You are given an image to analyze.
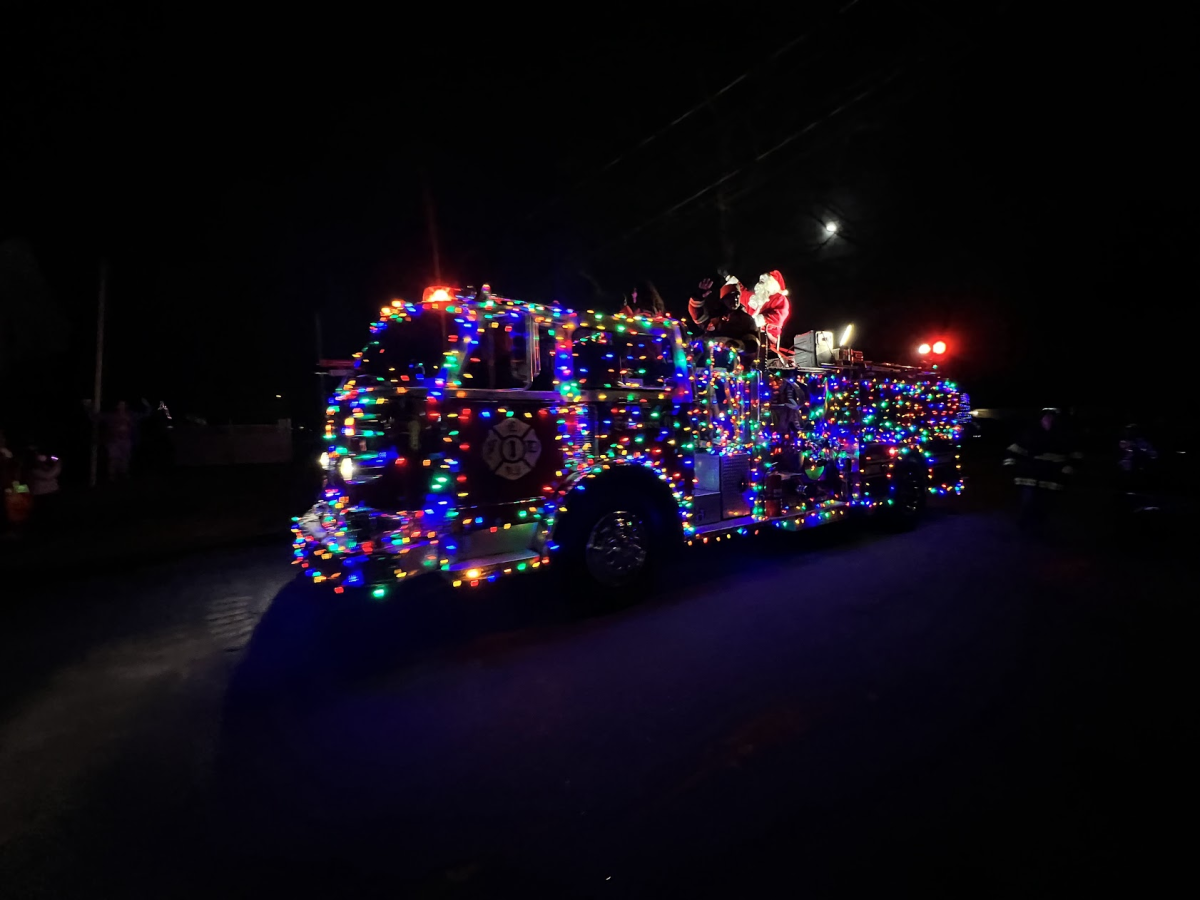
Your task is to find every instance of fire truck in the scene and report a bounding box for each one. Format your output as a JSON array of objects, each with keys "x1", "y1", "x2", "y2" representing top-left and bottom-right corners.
[{"x1": 293, "y1": 285, "x2": 964, "y2": 596}]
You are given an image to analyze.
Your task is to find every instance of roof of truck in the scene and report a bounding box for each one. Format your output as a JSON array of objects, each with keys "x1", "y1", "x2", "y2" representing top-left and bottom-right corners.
[{"x1": 407, "y1": 286, "x2": 685, "y2": 335}]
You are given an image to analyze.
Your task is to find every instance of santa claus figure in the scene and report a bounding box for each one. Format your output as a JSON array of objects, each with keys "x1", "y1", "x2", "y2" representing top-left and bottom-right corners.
[{"x1": 730, "y1": 270, "x2": 790, "y2": 347}]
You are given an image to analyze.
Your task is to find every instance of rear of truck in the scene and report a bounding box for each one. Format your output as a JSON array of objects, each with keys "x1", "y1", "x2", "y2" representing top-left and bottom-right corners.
[{"x1": 839, "y1": 369, "x2": 964, "y2": 511}]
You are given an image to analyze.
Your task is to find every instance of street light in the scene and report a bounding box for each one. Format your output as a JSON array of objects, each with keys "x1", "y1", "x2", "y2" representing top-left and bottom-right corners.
[{"x1": 824, "y1": 221, "x2": 839, "y2": 235}]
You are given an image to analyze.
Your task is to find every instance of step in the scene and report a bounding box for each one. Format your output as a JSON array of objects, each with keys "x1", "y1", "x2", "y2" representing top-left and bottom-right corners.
[{"x1": 445, "y1": 549, "x2": 541, "y2": 573}]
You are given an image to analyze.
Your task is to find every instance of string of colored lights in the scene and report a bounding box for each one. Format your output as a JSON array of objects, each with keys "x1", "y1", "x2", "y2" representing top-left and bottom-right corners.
[{"x1": 293, "y1": 287, "x2": 964, "y2": 595}]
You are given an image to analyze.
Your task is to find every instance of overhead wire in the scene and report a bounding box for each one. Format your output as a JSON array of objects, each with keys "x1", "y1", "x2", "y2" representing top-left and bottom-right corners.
[
  {"x1": 587, "y1": 0, "x2": 1008, "y2": 264},
  {"x1": 514, "y1": 1, "x2": 864, "y2": 227},
  {"x1": 586, "y1": 62, "x2": 909, "y2": 260}
]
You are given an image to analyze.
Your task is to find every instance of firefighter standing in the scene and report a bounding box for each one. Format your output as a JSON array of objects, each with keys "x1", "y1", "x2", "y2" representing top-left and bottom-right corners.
[
  {"x1": 1004, "y1": 407, "x2": 1080, "y2": 532},
  {"x1": 687, "y1": 277, "x2": 760, "y2": 354},
  {"x1": 772, "y1": 372, "x2": 806, "y2": 436}
]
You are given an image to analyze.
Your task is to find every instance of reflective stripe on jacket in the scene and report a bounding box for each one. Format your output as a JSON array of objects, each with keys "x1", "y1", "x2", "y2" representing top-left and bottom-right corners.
[{"x1": 1005, "y1": 427, "x2": 1078, "y2": 490}]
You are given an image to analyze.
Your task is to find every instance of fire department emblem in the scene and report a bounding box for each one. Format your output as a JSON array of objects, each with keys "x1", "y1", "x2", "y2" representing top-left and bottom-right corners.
[{"x1": 482, "y1": 417, "x2": 541, "y2": 480}]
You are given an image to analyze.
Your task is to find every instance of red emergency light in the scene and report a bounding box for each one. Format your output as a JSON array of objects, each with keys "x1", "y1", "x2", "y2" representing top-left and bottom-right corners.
[
  {"x1": 917, "y1": 340, "x2": 948, "y2": 356},
  {"x1": 422, "y1": 285, "x2": 455, "y2": 303}
]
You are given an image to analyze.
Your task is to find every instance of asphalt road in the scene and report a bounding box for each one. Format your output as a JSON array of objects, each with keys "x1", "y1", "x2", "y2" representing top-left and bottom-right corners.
[{"x1": 0, "y1": 483, "x2": 1191, "y2": 898}]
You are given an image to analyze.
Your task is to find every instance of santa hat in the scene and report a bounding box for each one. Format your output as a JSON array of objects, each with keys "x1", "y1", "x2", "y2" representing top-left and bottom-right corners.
[
  {"x1": 767, "y1": 270, "x2": 786, "y2": 294},
  {"x1": 719, "y1": 282, "x2": 739, "y2": 299}
]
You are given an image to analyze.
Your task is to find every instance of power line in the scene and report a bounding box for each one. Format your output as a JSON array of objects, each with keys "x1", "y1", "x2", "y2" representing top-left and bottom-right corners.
[
  {"x1": 591, "y1": 0, "x2": 1030, "y2": 268},
  {"x1": 587, "y1": 0, "x2": 1006, "y2": 265},
  {"x1": 723, "y1": 29, "x2": 984, "y2": 217},
  {"x1": 514, "y1": 2, "x2": 864, "y2": 227},
  {"x1": 586, "y1": 62, "x2": 908, "y2": 260}
]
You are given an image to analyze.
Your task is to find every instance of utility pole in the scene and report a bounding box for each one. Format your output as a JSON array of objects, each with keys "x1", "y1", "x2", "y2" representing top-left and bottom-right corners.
[
  {"x1": 423, "y1": 176, "x2": 442, "y2": 283},
  {"x1": 314, "y1": 308, "x2": 325, "y2": 420},
  {"x1": 89, "y1": 259, "x2": 107, "y2": 487}
]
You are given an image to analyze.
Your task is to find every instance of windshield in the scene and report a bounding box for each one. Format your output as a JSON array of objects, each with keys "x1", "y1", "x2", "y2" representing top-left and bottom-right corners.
[{"x1": 357, "y1": 308, "x2": 451, "y2": 384}]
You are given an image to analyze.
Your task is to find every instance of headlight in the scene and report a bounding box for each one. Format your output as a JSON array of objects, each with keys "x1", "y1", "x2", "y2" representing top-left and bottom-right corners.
[
  {"x1": 319, "y1": 451, "x2": 329, "y2": 468},
  {"x1": 339, "y1": 457, "x2": 355, "y2": 481}
]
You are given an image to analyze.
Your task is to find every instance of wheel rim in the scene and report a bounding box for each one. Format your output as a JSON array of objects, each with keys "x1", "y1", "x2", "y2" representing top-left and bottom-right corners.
[
  {"x1": 899, "y1": 475, "x2": 923, "y2": 515},
  {"x1": 585, "y1": 510, "x2": 648, "y2": 586}
]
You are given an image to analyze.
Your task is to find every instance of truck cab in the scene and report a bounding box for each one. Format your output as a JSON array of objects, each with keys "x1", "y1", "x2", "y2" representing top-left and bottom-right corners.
[{"x1": 293, "y1": 286, "x2": 963, "y2": 595}]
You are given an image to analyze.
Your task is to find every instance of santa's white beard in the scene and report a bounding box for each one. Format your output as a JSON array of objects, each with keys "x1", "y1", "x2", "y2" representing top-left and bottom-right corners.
[
  {"x1": 750, "y1": 284, "x2": 770, "y2": 311},
  {"x1": 751, "y1": 275, "x2": 781, "y2": 311}
]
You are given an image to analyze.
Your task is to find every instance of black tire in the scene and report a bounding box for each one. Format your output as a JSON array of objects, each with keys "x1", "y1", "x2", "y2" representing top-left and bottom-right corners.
[
  {"x1": 553, "y1": 489, "x2": 662, "y2": 605},
  {"x1": 882, "y1": 466, "x2": 926, "y2": 530}
]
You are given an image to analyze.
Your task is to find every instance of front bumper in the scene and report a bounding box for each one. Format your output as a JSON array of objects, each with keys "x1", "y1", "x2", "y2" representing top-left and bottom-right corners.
[
  {"x1": 292, "y1": 504, "x2": 549, "y2": 592},
  {"x1": 291, "y1": 502, "x2": 440, "y2": 591}
]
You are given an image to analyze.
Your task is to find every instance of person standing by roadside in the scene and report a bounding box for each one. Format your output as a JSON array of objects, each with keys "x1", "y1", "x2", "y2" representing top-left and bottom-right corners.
[
  {"x1": 2, "y1": 429, "x2": 31, "y2": 539},
  {"x1": 26, "y1": 445, "x2": 62, "y2": 534},
  {"x1": 2, "y1": 429, "x2": 15, "y2": 537},
  {"x1": 1004, "y1": 408, "x2": 1080, "y2": 534},
  {"x1": 137, "y1": 400, "x2": 173, "y2": 474},
  {"x1": 85, "y1": 399, "x2": 146, "y2": 481},
  {"x1": 0, "y1": 429, "x2": 14, "y2": 485}
]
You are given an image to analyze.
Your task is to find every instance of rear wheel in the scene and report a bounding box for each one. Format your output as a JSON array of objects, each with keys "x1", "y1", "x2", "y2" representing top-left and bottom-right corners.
[{"x1": 884, "y1": 467, "x2": 926, "y2": 530}]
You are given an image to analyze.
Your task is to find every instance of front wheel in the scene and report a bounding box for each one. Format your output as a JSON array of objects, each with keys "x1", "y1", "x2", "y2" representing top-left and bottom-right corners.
[
  {"x1": 584, "y1": 509, "x2": 650, "y2": 588},
  {"x1": 554, "y1": 494, "x2": 660, "y2": 602}
]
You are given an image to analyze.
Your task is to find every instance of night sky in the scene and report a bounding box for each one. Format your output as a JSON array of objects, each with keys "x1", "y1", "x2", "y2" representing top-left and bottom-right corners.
[{"x1": 2, "y1": 4, "x2": 1193, "y2": 436}]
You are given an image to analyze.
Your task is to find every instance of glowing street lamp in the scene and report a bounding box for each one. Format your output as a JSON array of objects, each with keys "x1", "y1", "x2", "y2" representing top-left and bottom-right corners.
[{"x1": 824, "y1": 221, "x2": 839, "y2": 235}]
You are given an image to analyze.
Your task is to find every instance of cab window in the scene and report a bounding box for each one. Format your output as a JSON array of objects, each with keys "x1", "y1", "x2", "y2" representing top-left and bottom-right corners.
[
  {"x1": 573, "y1": 328, "x2": 676, "y2": 388},
  {"x1": 462, "y1": 310, "x2": 533, "y2": 389},
  {"x1": 360, "y1": 307, "x2": 450, "y2": 383},
  {"x1": 622, "y1": 331, "x2": 677, "y2": 387},
  {"x1": 572, "y1": 329, "x2": 620, "y2": 388},
  {"x1": 530, "y1": 322, "x2": 556, "y2": 391}
]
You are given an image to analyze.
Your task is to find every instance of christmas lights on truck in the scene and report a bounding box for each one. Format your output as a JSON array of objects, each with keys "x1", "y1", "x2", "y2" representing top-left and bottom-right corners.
[{"x1": 292, "y1": 285, "x2": 964, "y2": 596}]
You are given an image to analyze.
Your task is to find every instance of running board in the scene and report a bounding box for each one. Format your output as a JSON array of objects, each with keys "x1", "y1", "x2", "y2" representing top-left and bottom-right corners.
[
  {"x1": 693, "y1": 516, "x2": 759, "y2": 537},
  {"x1": 690, "y1": 502, "x2": 853, "y2": 540},
  {"x1": 444, "y1": 549, "x2": 546, "y2": 586}
]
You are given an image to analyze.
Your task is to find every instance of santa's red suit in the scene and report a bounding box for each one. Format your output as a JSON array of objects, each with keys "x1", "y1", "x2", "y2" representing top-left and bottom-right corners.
[{"x1": 735, "y1": 270, "x2": 790, "y2": 346}]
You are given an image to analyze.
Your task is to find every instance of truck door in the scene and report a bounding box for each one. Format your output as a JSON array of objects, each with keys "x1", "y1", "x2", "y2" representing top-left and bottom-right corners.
[
  {"x1": 571, "y1": 322, "x2": 691, "y2": 502},
  {"x1": 439, "y1": 309, "x2": 563, "y2": 519}
]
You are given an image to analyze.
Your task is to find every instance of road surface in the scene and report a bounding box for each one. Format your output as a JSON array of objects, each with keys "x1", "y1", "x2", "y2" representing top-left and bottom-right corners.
[{"x1": 0, "y1": 487, "x2": 1191, "y2": 897}]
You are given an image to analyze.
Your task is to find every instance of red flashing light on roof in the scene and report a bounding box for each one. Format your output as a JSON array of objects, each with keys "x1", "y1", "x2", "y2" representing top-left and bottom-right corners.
[{"x1": 422, "y1": 286, "x2": 454, "y2": 303}]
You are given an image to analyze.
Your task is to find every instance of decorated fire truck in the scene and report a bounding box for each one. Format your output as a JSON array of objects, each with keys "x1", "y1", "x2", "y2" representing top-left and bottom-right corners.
[{"x1": 292, "y1": 285, "x2": 964, "y2": 596}]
